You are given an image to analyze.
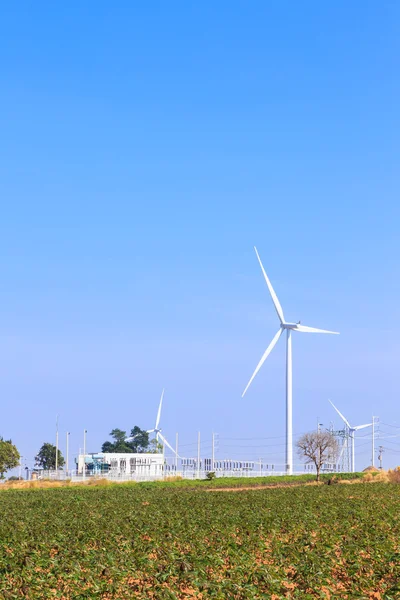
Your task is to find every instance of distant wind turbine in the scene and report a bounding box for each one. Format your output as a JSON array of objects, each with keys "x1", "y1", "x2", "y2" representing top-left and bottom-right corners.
[
  {"x1": 242, "y1": 247, "x2": 339, "y2": 475},
  {"x1": 329, "y1": 400, "x2": 371, "y2": 473},
  {"x1": 126, "y1": 389, "x2": 177, "y2": 456}
]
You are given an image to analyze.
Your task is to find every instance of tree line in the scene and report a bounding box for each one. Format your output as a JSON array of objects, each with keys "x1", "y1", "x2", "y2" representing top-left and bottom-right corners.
[{"x1": 101, "y1": 427, "x2": 160, "y2": 453}]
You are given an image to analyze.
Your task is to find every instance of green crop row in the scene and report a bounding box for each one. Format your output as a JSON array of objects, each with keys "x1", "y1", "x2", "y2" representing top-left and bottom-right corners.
[{"x1": 0, "y1": 482, "x2": 399, "y2": 599}]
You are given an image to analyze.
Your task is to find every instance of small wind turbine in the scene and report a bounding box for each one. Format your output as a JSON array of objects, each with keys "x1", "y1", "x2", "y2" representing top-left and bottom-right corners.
[
  {"x1": 329, "y1": 400, "x2": 372, "y2": 473},
  {"x1": 126, "y1": 389, "x2": 177, "y2": 456},
  {"x1": 242, "y1": 247, "x2": 339, "y2": 475}
]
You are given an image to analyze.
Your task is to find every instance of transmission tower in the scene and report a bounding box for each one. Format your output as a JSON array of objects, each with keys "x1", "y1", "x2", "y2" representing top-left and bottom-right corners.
[{"x1": 331, "y1": 427, "x2": 351, "y2": 472}]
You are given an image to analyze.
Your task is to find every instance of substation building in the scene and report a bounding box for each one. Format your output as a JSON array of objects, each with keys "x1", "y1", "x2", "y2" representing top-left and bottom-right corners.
[{"x1": 77, "y1": 452, "x2": 164, "y2": 477}]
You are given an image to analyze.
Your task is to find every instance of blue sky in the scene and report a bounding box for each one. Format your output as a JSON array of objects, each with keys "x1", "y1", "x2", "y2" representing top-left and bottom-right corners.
[{"x1": 0, "y1": 2, "x2": 399, "y2": 471}]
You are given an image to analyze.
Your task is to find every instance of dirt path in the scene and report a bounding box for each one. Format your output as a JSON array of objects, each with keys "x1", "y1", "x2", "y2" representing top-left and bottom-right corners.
[{"x1": 206, "y1": 482, "x2": 320, "y2": 492}]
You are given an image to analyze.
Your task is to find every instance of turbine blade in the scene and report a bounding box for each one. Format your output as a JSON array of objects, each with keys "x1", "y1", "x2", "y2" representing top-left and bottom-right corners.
[
  {"x1": 328, "y1": 399, "x2": 351, "y2": 429},
  {"x1": 295, "y1": 325, "x2": 339, "y2": 334},
  {"x1": 147, "y1": 429, "x2": 155, "y2": 434},
  {"x1": 159, "y1": 433, "x2": 179, "y2": 456},
  {"x1": 354, "y1": 423, "x2": 372, "y2": 431},
  {"x1": 155, "y1": 389, "x2": 164, "y2": 430},
  {"x1": 254, "y1": 247, "x2": 285, "y2": 324},
  {"x1": 242, "y1": 328, "x2": 283, "y2": 397}
]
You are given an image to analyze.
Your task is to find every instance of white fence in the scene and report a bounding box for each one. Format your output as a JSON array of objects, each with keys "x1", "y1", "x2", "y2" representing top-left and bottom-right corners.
[
  {"x1": 35, "y1": 468, "x2": 290, "y2": 482},
  {"x1": 32, "y1": 455, "x2": 335, "y2": 482}
]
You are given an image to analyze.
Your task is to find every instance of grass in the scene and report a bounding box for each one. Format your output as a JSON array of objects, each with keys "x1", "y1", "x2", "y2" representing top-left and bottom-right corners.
[
  {"x1": 134, "y1": 471, "x2": 368, "y2": 490},
  {"x1": 0, "y1": 479, "x2": 399, "y2": 598},
  {"x1": 0, "y1": 471, "x2": 372, "y2": 492}
]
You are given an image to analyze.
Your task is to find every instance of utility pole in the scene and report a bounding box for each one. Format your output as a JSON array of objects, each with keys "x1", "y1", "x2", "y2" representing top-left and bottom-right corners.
[
  {"x1": 197, "y1": 432, "x2": 201, "y2": 479},
  {"x1": 372, "y1": 417, "x2": 375, "y2": 467},
  {"x1": 378, "y1": 446, "x2": 384, "y2": 470},
  {"x1": 175, "y1": 433, "x2": 178, "y2": 471},
  {"x1": 55, "y1": 415, "x2": 59, "y2": 471},
  {"x1": 83, "y1": 429, "x2": 87, "y2": 479},
  {"x1": 212, "y1": 432, "x2": 215, "y2": 471},
  {"x1": 371, "y1": 416, "x2": 379, "y2": 467},
  {"x1": 317, "y1": 422, "x2": 323, "y2": 469},
  {"x1": 66, "y1": 432, "x2": 70, "y2": 472}
]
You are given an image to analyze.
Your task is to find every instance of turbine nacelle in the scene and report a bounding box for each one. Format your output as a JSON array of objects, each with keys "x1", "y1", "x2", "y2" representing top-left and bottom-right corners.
[{"x1": 282, "y1": 323, "x2": 299, "y2": 330}]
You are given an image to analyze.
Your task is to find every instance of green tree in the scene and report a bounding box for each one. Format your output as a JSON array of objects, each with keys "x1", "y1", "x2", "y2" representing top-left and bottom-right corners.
[
  {"x1": 0, "y1": 438, "x2": 20, "y2": 479},
  {"x1": 128, "y1": 426, "x2": 150, "y2": 453},
  {"x1": 101, "y1": 429, "x2": 133, "y2": 453},
  {"x1": 35, "y1": 443, "x2": 65, "y2": 470},
  {"x1": 101, "y1": 427, "x2": 150, "y2": 453}
]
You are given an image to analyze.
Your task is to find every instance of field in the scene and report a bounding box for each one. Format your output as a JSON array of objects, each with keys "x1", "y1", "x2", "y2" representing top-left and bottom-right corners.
[{"x1": 0, "y1": 481, "x2": 399, "y2": 599}]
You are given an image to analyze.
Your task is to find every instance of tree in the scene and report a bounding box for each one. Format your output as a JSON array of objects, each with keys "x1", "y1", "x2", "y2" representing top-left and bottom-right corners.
[
  {"x1": 296, "y1": 431, "x2": 338, "y2": 482},
  {"x1": 35, "y1": 443, "x2": 65, "y2": 470},
  {"x1": 101, "y1": 429, "x2": 133, "y2": 453},
  {"x1": 101, "y1": 441, "x2": 116, "y2": 453},
  {"x1": 128, "y1": 426, "x2": 150, "y2": 453},
  {"x1": 101, "y1": 427, "x2": 150, "y2": 454},
  {"x1": 0, "y1": 438, "x2": 20, "y2": 479},
  {"x1": 148, "y1": 437, "x2": 163, "y2": 454}
]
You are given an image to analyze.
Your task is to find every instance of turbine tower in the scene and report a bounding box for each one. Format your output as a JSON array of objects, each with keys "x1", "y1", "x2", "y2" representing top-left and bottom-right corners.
[
  {"x1": 242, "y1": 247, "x2": 339, "y2": 475},
  {"x1": 329, "y1": 400, "x2": 372, "y2": 473}
]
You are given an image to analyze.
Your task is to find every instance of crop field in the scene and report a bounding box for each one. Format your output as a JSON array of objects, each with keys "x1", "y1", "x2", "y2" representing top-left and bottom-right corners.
[{"x1": 0, "y1": 482, "x2": 399, "y2": 599}]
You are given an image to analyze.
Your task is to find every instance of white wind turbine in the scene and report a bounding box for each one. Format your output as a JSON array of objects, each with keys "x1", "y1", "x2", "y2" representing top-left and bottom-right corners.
[
  {"x1": 242, "y1": 247, "x2": 339, "y2": 475},
  {"x1": 126, "y1": 389, "x2": 178, "y2": 456},
  {"x1": 329, "y1": 400, "x2": 372, "y2": 473}
]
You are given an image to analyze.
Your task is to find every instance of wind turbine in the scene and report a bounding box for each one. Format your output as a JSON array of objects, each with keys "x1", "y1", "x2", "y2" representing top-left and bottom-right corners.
[
  {"x1": 126, "y1": 389, "x2": 177, "y2": 456},
  {"x1": 329, "y1": 400, "x2": 372, "y2": 473},
  {"x1": 242, "y1": 247, "x2": 339, "y2": 475}
]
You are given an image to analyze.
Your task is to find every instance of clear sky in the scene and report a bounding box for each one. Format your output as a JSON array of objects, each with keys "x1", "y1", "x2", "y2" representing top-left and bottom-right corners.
[{"x1": 1, "y1": 2, "x2": 399, "y2": 471}]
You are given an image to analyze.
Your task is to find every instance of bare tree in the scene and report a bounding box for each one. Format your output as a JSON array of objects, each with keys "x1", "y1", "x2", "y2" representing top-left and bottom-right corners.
[{"x1": 296, "y1": 431, "x2": 338, "y2": 482}]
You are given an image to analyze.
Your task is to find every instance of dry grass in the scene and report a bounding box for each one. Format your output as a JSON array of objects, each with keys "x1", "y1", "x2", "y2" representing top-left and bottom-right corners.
[
  {"x1": 1, "y1": 480, "x2": 70, "y2": 490},
  {"x1": 0, "y1": 478, "x2": 119, "y2": 491},
  {"x1": 163, "y1": 476, "x2": 183, "y2": 482},
  {"x1": 387, "y1": 466, "x2": 400, "y2": 483},
  {"x1": 363, "y1": 470, "x2": 389, "y2": 483},
  {"x1": 337, "y1": 471, "x2": 388, "y2": 484}
]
